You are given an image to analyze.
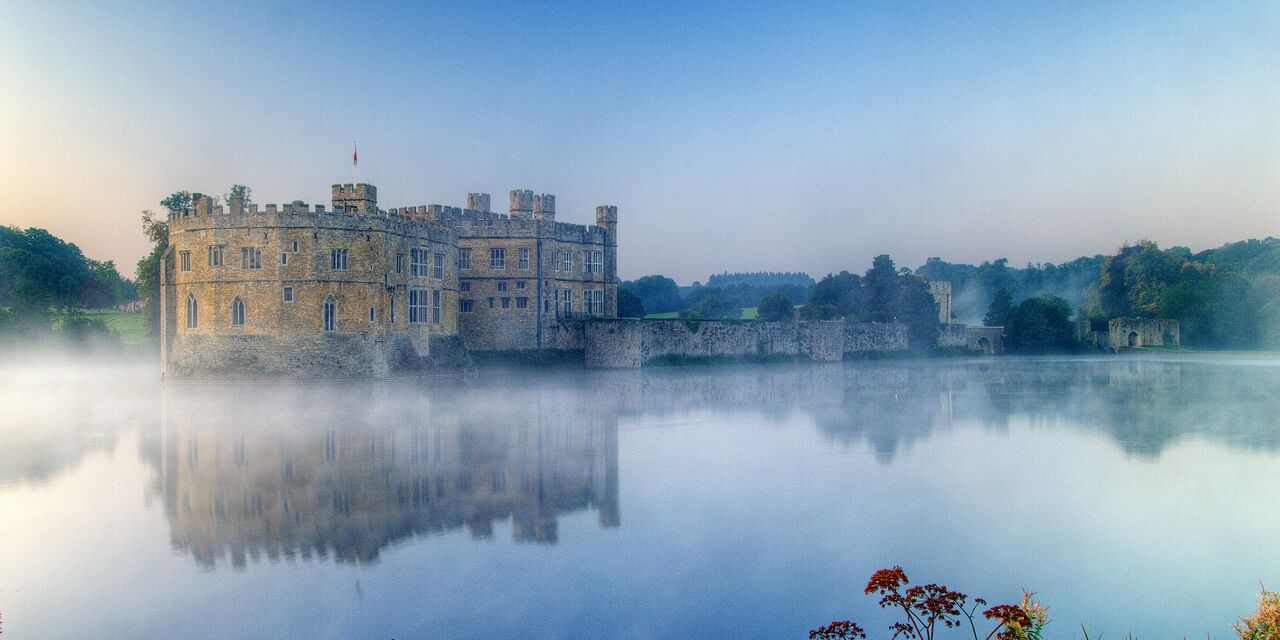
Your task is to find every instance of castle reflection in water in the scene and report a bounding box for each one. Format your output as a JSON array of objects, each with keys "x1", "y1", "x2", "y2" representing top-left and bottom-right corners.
[
  {"x1": 158, "y1": 379, "x2": 620, "y2": 568},
  {"x1": 131, "y1": 357, "x2": 1280, "y2": 569}
]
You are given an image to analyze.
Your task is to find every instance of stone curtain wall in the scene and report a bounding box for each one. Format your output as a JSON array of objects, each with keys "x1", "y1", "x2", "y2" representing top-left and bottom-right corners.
[
  {"x1": 585, "y1": 319, "x2": 907, "y2": 369},
  {"x1": 1108, "y1": 318, "x2": 1180, "y2": 348}
]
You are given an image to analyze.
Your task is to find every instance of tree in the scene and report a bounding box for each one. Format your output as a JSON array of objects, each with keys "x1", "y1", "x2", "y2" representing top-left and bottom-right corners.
[
  {"x1": 136, "y1": 206, "x2": 171, "y2": 337},
  {"x1": 616, "y1": 287, "x2": 645, "y2": 318},
  {"x1": 757, "y1": 292, "x2": 794, "y2": 321},
  {"x1": 808, "y1": 271, "x2": 863, "y2": 319},
  {"x1": 160, "y1": 191, "x2": 192, "y2": 216},
  {"x1": 682, "y1": 295, "x2": 740, "y2": 320},
  {"x1": 894, "y1": 272, "x2": 939, "y2": 350},
  {"x1": 623, "y1": 275, "x2": 683, "y2": 313},
  {"x1": 863, "y1": 255, "x2": 899, "y2": 322},
  {"x1": 1005, "y1": 295, "x2": 1077, "y2": 352},
  {"x1": 226, "y1": 184, "x2": 252, "y2": 205},
  {"x1": 984, "y1": 287, "x2": 1012, "y2": 327}
]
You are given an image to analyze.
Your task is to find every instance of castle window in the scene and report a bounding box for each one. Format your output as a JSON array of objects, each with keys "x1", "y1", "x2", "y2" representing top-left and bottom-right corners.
[
  {"x1": 241, "y1": 247, "x2": 261, "y2": 270},
  {"x1": 458, "y1": 248, "x2": 472, "y2": 270},
  {"x1": 516, "y1": 280, "x2": 526, "y2": 289},
  {"x1": 396, "y1": 253, "x2": 404, "y2": 274},
  {"x1": 410, "y1": 247, "x2": 428, "y2": 277},
  {"x1": 329, "y1": 248, "x2": 348, "y2": 271},
  {"x1": 562, "y1": 289, "x2": 573, "y2": 315},
  {"x1": 497, "y1": 281, "x2": 508, "y2": 292},
  {"x1": 280, "y1": 252, "x2": 289, "y2": 266},
  {"x1": 490, "y1": 248, "x2": 505, "y2": 269},
  {"x1": 390, "y1": 293, "x2": 396, "y2": 323},
  {"x1": 433, "y1": 252, "x2": 444, "y2": 279},
  {"x1": 460, "y1": 299, "x2": 474, "y2": 313},
  {"x1": 231, "y1": 297, "x2": 245, "y2": 326},
  {"x1": 561, "y1": 250, "x2": 573, "y2": 272},
  {"x1": 592, "y1": 290, "x2": 603, "y2": 314},
  {"x1": 185, "y1": 294, "x2": 198, "y2": 329},
  {"x1": 291, "y1": 240, "x2": 299, "y2": 253},
  {"x1": 432, "y1": 289, "x2": 441, "y2": 323},
  {"x1": 208, "y1": 245, "x2": 224, "y2": 267},
  {"x1": 283, "y1": 287, "x2": 293, "y2": 303},
  {"x1": 501, "y1": 297, "x2": 510, "y2": 309},
  {"x1": 369, "y1": 306, "x2": 376, "y2": 324},
  {"x1": 488, "y1": 297, "x2": 495, "y2": 308},
  {"x1": 518, "y1": 247, "x2": 530, "y2": 270},
  {"x1": 179, "y1": 251, "x2": 191, "y2": 272},
  {"x1": 323, "y1": 297, "x2": 336, "y2": 331},
  {"x1": 585, "y1": 250, "x2": 603, "y2": 274},
  {"x1": 516, "y1": 296, "x2": 528, "y2": 309},
  {"x1": 543, "y1": 298, "x2": 550, "y2": 313},
  {"x1": 460, "y1": 281, "x2": 471, "y2": 292},
  {"x1": 408, "y1": 288, "x2": 428, "y2": 324},
  {"x1": 585, "y1": 291, "x2": 594, "y2": 315}
]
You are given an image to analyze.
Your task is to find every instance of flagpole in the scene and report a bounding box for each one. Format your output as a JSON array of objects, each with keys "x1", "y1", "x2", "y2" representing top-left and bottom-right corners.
[{"x1": 353, "y1": 141, "x2": 358, "y2": 185}]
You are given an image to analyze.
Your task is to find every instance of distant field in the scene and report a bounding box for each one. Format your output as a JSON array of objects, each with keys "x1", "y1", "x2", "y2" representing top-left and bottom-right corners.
[
  {"x1": 645, "y1": 307, "x2": 759, "y2": 320},
  {"x1": 85, "y1": 311, "x2": 149, "y2": 343}
]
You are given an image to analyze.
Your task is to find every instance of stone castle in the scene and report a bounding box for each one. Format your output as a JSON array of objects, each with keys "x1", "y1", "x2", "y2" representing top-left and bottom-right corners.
[{"x1": 160, "y1": 183, "x2": 618, "y2": 379}]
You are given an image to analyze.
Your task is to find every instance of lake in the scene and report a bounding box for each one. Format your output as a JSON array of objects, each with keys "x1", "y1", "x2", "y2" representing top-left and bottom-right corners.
[{"x1": 1, "y1": 354, "x2": 1277, "y2": 638}]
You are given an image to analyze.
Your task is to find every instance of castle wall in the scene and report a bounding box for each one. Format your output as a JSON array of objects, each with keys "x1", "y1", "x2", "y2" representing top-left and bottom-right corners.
[
  {"x1": 1108, "y1": 318, "x2": 1180, "y2": 349},
  {"x1": 584, "y1": 319, "x2": 907, "y2": 368},
  {"x1": 964, "y1": 326, "x2": 1004, "y2": 354}
]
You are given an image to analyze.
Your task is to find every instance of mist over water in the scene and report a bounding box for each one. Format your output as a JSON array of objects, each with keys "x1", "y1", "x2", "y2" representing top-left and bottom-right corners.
[{"x1": 1, "y1": 354, "x2": 1278, "y2": 638}]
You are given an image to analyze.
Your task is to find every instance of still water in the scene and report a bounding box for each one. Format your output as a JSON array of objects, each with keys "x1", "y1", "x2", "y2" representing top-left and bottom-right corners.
[{"x1": 1, "y1": 355, "x2": 1278, "y2": 639}]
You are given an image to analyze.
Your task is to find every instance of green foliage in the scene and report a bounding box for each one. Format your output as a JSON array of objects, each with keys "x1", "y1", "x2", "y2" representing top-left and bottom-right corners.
[
  {"x1": 862, "y1": 254, "x2": 899, "y2": 322},
  {"x1": 160, "y1": 190, "x2": 192, "y2": 216},
  {"x1": 757, "y1": 292, "x2": 794, "y2": 321},
  {"x1": 226, "y1": 184, "x2": 252, "y2": 204},
  {"x1": 616, "y1": 287, "x2": 645, "y2": 318},
  {"x1": 680, "y1": 294, "x2": 741, "y2": 320},
  {"x1": 622, "y1": 275, "x2": 683, "y2": 313},
  {"x1": 985, "y1": 287, "x2": 1012, "y2": 327},
  {"x1": 135, "y1": 207, "x2": 171, "y2": 337},
  {"x1": 894, "y1": 271, "x2": 940, "y2": 349},
  {"x1": 808, "y1": 271, "x2": 863, "y2": 319},
  {"x1": 800, "y1": 302, "x2": 839, "y2": 321},
  {"x1": 1005, "y1": 294, "x2": 1077, "y2": 352}
]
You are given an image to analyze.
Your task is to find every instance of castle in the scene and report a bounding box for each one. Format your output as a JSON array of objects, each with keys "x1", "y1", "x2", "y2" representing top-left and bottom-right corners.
[{"x1": 160, "y1": 183, "x2": 618, "y2": 379}]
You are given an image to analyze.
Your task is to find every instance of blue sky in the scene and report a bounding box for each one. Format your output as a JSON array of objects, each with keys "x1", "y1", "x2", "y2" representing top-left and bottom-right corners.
[{"x1": 1, "y1": 0, "x2": 1276, "y2": 282}]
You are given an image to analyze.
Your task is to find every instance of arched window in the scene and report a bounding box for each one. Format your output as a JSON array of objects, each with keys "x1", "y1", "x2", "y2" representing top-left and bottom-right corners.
[
  {"x1": 185, "y1": 294, "x2": 198, "y2": 329},
  {"x1": 323, "y1": 297, "x2": 336, "y2": 332},
  {"x1": 231, "y1": 297, "x2": 245, "y2": 326}
]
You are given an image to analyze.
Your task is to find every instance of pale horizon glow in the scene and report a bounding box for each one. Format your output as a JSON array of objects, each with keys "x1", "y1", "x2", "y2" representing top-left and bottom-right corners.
[{"x1": 1, "y1": 1, "x2": 1276, "y2": 283}]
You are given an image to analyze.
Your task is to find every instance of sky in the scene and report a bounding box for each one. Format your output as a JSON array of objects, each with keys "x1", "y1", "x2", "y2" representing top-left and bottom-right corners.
[{"x1": 1, "y1": 0, "x2": 1276, "y2": 284}]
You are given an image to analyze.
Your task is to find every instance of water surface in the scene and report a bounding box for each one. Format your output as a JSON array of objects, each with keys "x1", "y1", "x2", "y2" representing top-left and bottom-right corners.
[{"x1": 1, "y1": 354, "x2": 1277, "y2": 638}]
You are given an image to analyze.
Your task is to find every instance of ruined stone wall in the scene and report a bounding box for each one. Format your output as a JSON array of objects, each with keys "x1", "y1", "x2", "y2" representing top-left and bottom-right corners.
[
  {"x1": 937, "y1": 323, "x2": 968, "y2": 348},
  {"x1": 584, "y1": 319, "x2": 907, "y2": 368},
  {"x1": 964, "y1": 326, "x2": 1004, "y2": 354},
  {"x1": 1108, "y1": 318, "x2": 1180, "y2": 348}
]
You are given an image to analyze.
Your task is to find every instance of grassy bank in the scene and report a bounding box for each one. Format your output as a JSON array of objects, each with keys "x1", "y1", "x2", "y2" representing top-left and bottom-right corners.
[
  {"x1": 83, "y1": 311, "x2": 149, "y2": 344},
  {"x1": 645, "y1": 306, "x2": 759, "y2": 320}
]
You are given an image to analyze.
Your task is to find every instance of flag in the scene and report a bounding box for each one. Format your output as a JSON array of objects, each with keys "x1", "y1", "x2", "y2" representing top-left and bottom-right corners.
[{"x1": 353, "y1": 142, "x2": 358, "y2": 167}]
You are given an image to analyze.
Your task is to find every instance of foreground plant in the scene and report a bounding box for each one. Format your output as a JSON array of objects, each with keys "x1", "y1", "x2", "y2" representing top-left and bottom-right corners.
[
  {"x1": 810, "y1": 566, "x2": 1048, "y2": 640},
  {"x1": 1236, "y1": 587, "x2": 1280, "y2": 640}
]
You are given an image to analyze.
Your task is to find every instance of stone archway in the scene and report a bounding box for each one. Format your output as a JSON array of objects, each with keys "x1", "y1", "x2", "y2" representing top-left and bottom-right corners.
[
  {"x1": 977, "y1": 336, "x2": 992, "y2": 354},
  {"x1": 1128, "y1": 331, "x2": 1139, "y2": 347}
]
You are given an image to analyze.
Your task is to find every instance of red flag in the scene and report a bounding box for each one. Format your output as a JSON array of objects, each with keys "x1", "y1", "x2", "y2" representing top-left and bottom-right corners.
[{"x1": 353, "y1": 143, "x2": 358, "y2": 167}]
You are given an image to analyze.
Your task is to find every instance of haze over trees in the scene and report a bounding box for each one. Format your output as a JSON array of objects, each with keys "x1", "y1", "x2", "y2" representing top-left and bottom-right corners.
[{"x1": 0, "y1": 225, "x2": 136, "y2": 340}]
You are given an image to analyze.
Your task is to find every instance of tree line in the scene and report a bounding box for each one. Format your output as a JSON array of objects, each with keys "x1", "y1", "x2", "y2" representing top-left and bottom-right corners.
[
  {"x1": 620, "y1": 236, "x2": 1280, "y2": 352},
  {"x1": 0, "y1": 225, "x2": 137, "y2": 339}
]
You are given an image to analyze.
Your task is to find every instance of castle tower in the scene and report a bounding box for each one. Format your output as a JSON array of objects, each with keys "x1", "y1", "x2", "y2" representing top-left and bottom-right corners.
[
  {"x1": 331, "y1": 183, "x2": 377, "y2": 214},
  {"x1": 467, "y1": 192, "x2": 491, "y2": 213},
  {"x1": 509, "y1": 189, "x2": 534, "y2": 219},
  {"x1": 928, "y1": 281, "x2": 953, "y2": 325},
  {"x1": 533, "y1": 194, "x2": 555, "y2": 221}
]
